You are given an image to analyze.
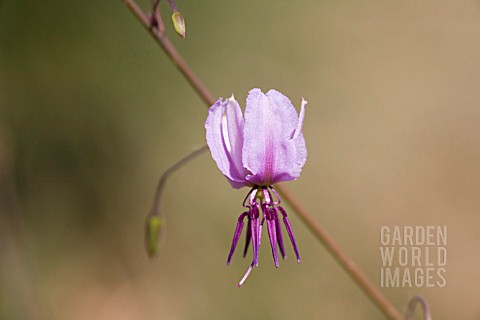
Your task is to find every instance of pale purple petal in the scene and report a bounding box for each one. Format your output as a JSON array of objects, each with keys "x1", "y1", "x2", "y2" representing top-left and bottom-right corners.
[
  {"x1": 290, "y1": 98, "x2": 307, "y2": 179},
  {"x1": 225, "y1": 96, "x2": 248, "y2": 181},
  {"x1": 242, "y1": 89, "x2": 307, "y2": 185},
  {"x1": 205, "y1": 98, "x2": 248, "y2": 188},
  {"x1": 293, "y1": 98, "x2": 306, "y2": 140}
]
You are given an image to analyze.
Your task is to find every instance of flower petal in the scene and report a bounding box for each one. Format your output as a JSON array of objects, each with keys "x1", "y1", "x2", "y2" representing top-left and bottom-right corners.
[
  {"x1": 242, "y1": 89, "x2": 307, "y2": 185},
  {"x1": 225, "y1": 95, "x2": 248, "y2": 181},
  {"x1": 205, "y1": 98, "x2": 248, "y2": 188},
  {"x1": 289, "y1": 98, "x2": 307, "y2": 180}
]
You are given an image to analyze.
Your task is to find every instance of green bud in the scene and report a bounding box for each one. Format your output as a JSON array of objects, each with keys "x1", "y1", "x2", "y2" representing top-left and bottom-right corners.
[
  {"x1": 171, "y1": 10, "x2": 186, "y2": 38},
  {"x1": 145, "y1": 216, "x2": 162, "y2": 258}
]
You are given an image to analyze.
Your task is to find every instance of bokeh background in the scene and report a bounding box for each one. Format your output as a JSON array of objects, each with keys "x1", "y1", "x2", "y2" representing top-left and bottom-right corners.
[{"x1": 1, "y1": 0, "x2": 479, "y2": 319}]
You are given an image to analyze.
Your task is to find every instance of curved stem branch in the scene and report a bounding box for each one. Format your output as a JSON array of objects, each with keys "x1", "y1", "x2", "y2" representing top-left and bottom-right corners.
[
  {"x1": 146, "y1": 145, "x2": 208, "y2": 257},
  {"x1": 149, "y1": 145, "x2": 208, "y2": 217},
  {"x1": 405, "y1": 295, "x2": 432, "y2": 320},
  {"x1": 122, "y1": 1, "x2": 404, "y2": 319}
]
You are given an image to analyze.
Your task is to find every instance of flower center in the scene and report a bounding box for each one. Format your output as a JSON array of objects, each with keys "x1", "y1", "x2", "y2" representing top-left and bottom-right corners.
[{"x1": 226, "y1": 185, "x2": 301, "y2": 286}]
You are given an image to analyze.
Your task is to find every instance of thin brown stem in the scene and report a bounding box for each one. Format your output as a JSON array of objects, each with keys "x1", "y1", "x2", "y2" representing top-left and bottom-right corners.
[
  {"x1": 122, "y1": 0, "x2": 215, "y2": 106},
  {"x1": 150, "y1": 0, "x2": 164, "y2": 35},
  {"x1": 167, "y1": 0, "x2": 178, "y2": 12},
  {"x1": 122, "y1": 1, "x2": 404, "y2": 319},
  {"x1": 275, "y1": 185, "x2": 404, "y2": 320}
]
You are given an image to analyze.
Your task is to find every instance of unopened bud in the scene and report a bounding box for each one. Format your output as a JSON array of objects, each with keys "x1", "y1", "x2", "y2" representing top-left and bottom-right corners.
[
  {"x1": 145, "y1": 216, "x2": 162, "y2": 258},
  {"x1": 171, "y1": 10, "x2": 186, "y2": 38}
]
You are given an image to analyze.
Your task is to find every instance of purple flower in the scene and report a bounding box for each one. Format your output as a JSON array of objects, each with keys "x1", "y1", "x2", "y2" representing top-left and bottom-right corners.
[{"x1": 205, "y1": 88, "x2": 307, "y2": 286}]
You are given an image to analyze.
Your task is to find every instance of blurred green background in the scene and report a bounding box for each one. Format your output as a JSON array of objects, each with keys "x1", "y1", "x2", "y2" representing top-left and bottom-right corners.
[{"x1": 1, "y1": 0, "x2": 480, "y2": 319}]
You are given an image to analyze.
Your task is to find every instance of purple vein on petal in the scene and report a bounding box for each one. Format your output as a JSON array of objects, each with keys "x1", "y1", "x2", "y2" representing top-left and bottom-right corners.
[{"x1": 263, "y1": 93, "x2": 275, "y2": 185}]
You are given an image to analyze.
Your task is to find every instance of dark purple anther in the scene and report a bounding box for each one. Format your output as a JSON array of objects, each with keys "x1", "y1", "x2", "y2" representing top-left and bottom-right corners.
[
  {"x1": 250, "y1": 215, "x2": 258, "y2": 267},
  {"x1": 278, "y1": 206, "x2": 301, "y2": 263},
  {"x1": 227, "y1": 212, "x2": 248, "y2": 265},
  {"x1": 274, "y1": 209, "x2": 286, "y2": 259},
  {"x1": 266, "y1": 211, "x2": 279, "y2": 268},
  {"x1": 243, "y1": 216, "x2": 251, "y2": 257}
]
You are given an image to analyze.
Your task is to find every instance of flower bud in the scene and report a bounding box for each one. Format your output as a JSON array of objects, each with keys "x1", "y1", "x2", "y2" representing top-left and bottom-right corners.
[
  {"x1": 171, "y1": 10, "x2": 186, "y2": 38},
  {"x1": 145, "y1": 216, "x2": 162, "y2": 257}
]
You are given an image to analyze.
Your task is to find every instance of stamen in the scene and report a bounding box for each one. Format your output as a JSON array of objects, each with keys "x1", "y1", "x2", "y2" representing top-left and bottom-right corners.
[
  {"x1": 237, "y1": 263, "x2": 254, "y2": 287},
  {"x1": 242, "y1": 187, "x2": 257, "y2": 208},
  {"x1": 278, "y1": 206, "x2": 301, "y2": 263},
  {"x1": 257, "y1": 216, "x2": 265, "y2": 267},
  {"x1": 238, "y1": 205, "x2": 260, "y2": 286},
  {"x1": 268, "y1": 186, "x2": 281, "y2": 205},
  {"x1": 273, "y1": 208, "x2": 286, "y2": 259},
  {"x1": 249, "y1": 188, "x2": 258, "y2": 206},
  {"x1": 227, "y1": 212, "x2": 248, "y2": 265},
  {"x1": 262, "y1": 187, "x2": 273, "y2": 205},
  {"x1": 266, "y1": 210, "x2": 279, "y2": 268},
  {"x1": 242, "y1": 216, "x2": 251, "y2": 257},
  {"x1": 232, "y1": 187, "x2": 300, "y2": 286},
  {"x1": 250, "y1": 205, "x2": 260, "y2": 266}
]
